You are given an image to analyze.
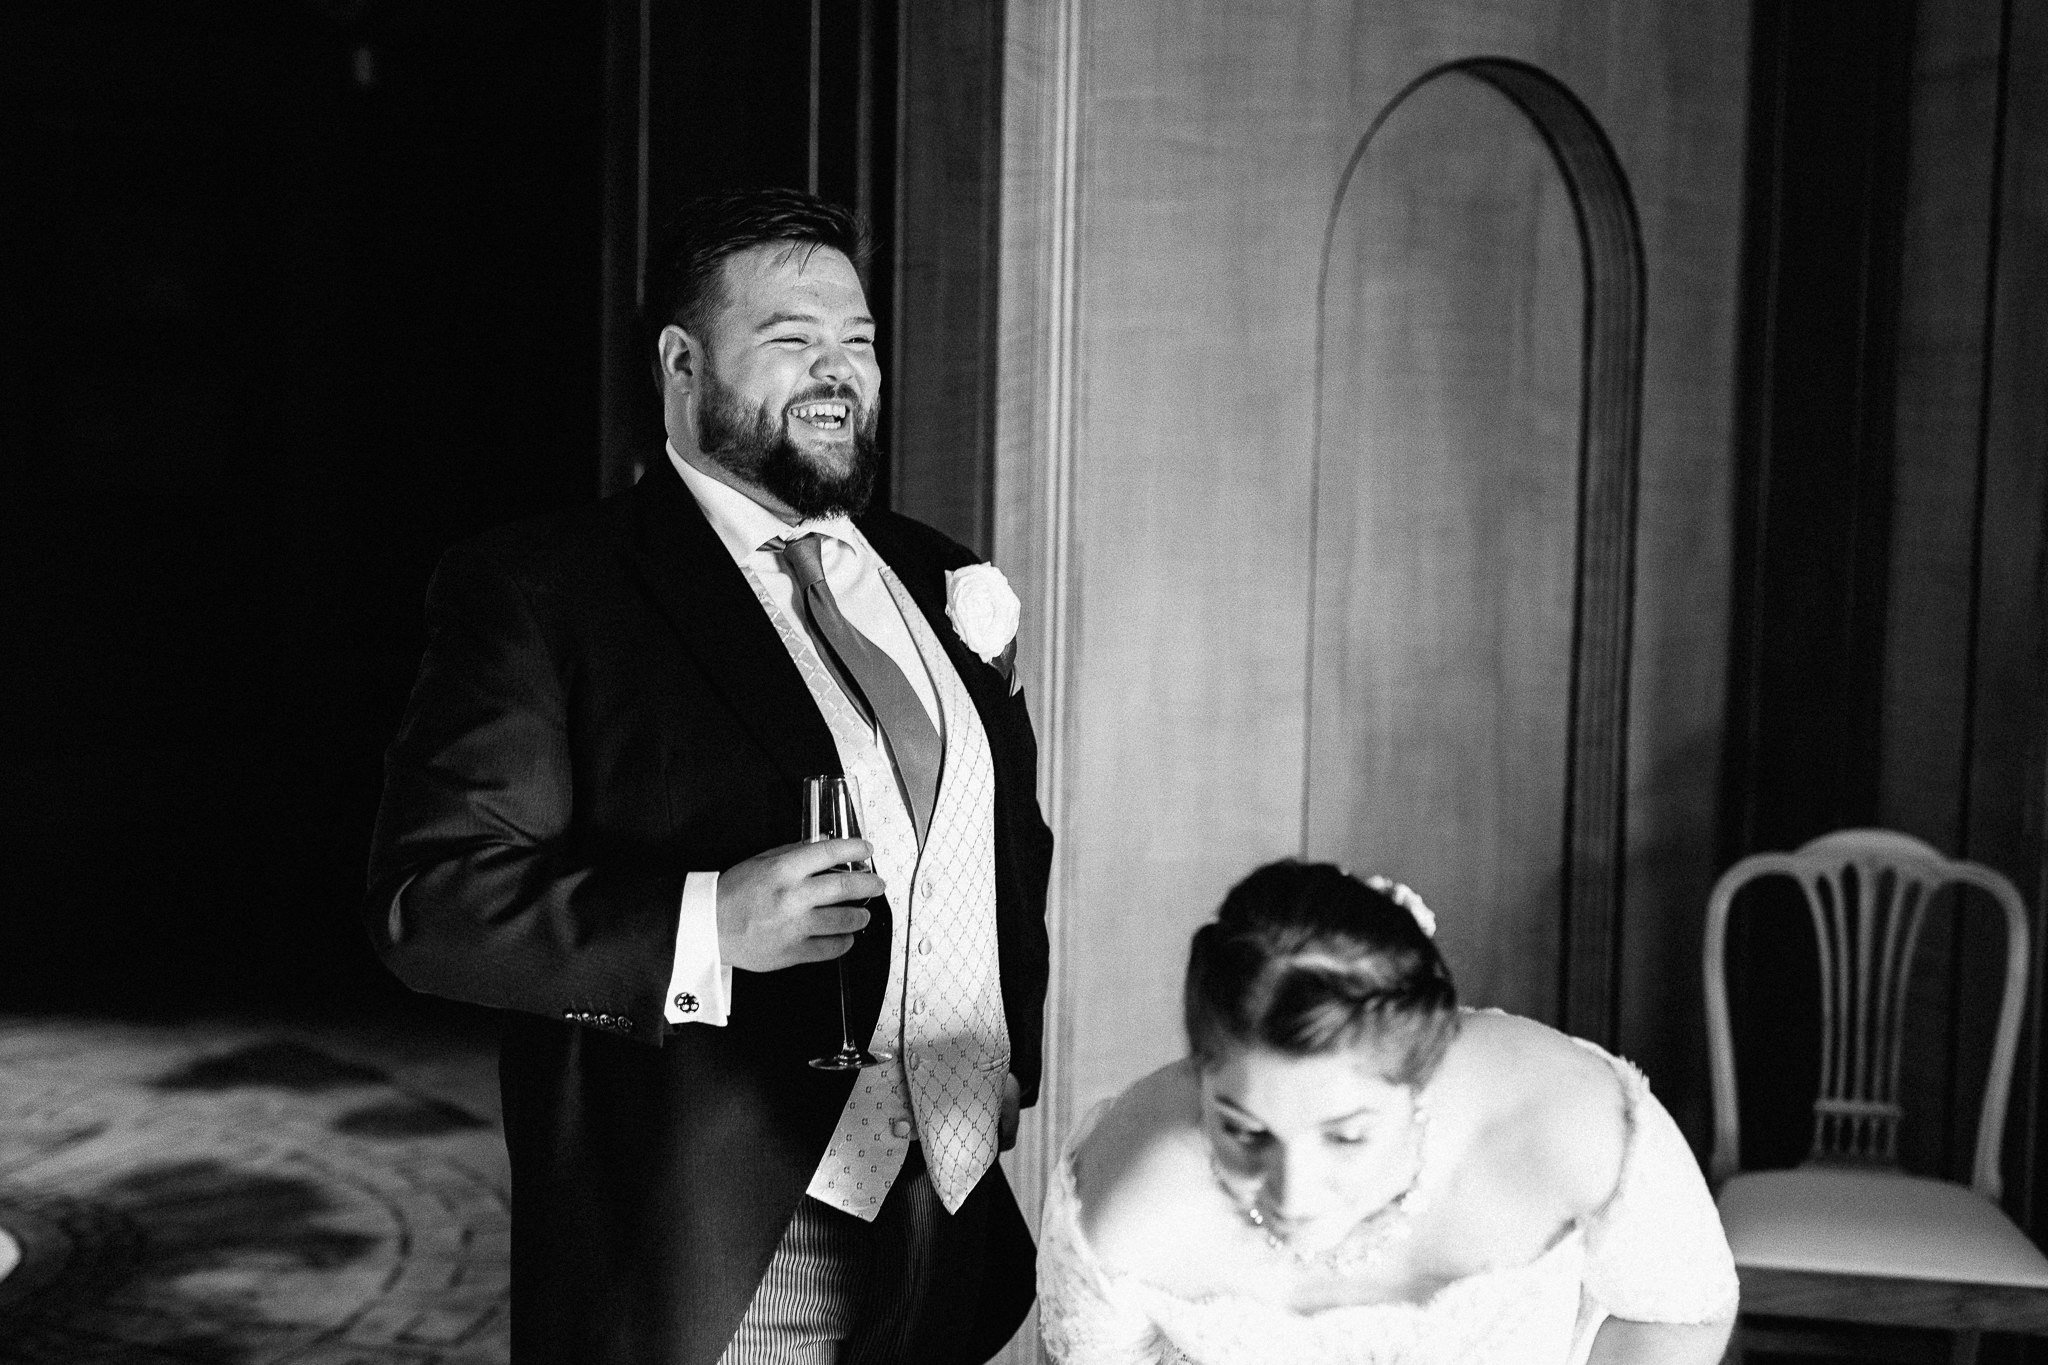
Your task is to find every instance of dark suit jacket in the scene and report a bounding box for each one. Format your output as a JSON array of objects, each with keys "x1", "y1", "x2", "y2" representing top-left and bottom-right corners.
[{"x1": 365, "y1": 454, "x2": 1054, "y2": 1364}]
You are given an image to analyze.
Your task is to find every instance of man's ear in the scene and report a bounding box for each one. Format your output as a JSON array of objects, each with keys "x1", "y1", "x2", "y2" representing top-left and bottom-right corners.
[{"x1": 656, "y1": 324, "x2": 698, "y2": 389}]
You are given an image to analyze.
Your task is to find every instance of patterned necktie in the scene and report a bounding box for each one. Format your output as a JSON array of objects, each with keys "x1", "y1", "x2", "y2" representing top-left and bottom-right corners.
[{"x1": 775, "y1": 533, "x2": 941, "y2": 846}]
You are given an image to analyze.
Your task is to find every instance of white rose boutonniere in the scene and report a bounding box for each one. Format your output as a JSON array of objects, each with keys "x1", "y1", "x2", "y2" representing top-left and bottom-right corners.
[{"x1": 945, "y1": 563, "x2": 1021, "y2": 687}]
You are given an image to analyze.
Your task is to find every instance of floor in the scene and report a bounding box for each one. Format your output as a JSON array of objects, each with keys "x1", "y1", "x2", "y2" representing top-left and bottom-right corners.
[{"x1": 0, "y1": 1011, "x2": 509, "y2": 1364}]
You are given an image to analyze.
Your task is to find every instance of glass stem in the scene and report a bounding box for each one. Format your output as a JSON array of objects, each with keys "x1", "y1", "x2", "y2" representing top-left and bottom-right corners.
[{"x1": 837, "y1": 958, "x2": 855, "y2": 1048}]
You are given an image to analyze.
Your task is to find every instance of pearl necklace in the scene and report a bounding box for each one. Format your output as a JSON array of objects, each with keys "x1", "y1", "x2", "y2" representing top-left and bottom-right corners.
[{"x1": 1211, "y1": 1101, "x2": 1430, "y2": 1272}]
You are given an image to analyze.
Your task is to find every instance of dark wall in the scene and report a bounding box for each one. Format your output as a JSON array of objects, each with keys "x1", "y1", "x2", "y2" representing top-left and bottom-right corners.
[
  {"x1": 2, "y1": 2, "x2": 604, "y2": 1014},
  {"x1": 1721, "y1": 0, "x2": 1915, "y2": 864},
  {"x1": 595, "y1": 0, "x2": 1004, "y2": 560},
  {"x1": 1720, "y1": 0, "x2": 1918, "y2": 1172},
  {"x1": 1878, "y1": 0, "x2": 2048, "y2": 1239},
  {"x1": 597, "y1": 0, "x2": 902, "y2": 499},
  {"x1": 2, "y1": 0, "x2": 988, "y2": 1020},
  {"x1": 889, "y1": 0, "x2": 1004, "y2": 556},
  {"x1": 1723, "y1": 0, "x2": 2048, "y2": 1328}
]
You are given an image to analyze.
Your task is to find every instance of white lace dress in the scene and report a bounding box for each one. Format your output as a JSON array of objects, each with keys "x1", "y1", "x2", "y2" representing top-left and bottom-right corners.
[{"x1": 1038, "y1": 1040, "x2": 1738, "y2": 1365}]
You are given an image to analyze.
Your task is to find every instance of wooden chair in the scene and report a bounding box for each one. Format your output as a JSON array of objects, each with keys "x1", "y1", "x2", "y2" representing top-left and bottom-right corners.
[{"x1": 1704, "y1": 829, "x2": 2048, "y2": 1363}]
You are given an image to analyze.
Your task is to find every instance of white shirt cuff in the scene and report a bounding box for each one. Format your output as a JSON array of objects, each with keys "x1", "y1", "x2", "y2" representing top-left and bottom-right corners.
[{"x1": 665, "y1": 870, "x2": 733, "y2": 1026}]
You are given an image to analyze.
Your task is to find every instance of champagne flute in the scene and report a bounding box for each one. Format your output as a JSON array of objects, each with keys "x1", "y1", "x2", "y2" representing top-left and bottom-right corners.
[{"x1": 804, "y1": 775, "x2": 891, "y2": 1071}]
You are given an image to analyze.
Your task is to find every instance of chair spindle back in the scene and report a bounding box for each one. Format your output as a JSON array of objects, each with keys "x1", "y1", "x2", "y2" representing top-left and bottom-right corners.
[
  {"x1": 1703, "y1": 830, "x2": 2030, "y2": 1199},
  {"x1": 1808, "y1": 861, "x2": 1927, "y2": 1167}
]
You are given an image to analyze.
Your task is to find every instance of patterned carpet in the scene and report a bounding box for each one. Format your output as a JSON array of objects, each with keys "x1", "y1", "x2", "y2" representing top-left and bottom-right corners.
[{"x1": 0, "y1": 1016, "x2": 509, "y2": 1364}]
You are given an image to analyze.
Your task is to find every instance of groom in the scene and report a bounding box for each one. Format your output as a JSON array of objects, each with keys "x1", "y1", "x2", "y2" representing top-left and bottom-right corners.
[{"x1": 366, "y1": 188, "x2": 1053, "y2": 1363}]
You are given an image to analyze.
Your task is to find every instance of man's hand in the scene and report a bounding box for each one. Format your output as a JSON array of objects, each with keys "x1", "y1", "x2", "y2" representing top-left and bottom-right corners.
[
  {"x1": 716, "y1": 839, "x2": 884, "y2": 973},
  {"x1": 998, "y1": 1073, "x2": 1022, "y2": 1151}
]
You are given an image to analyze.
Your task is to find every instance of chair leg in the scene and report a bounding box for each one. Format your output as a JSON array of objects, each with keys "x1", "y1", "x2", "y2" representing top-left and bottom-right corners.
[{"x1": 1948, "y1": 1329, "x2": 1979, "y2": 1365}]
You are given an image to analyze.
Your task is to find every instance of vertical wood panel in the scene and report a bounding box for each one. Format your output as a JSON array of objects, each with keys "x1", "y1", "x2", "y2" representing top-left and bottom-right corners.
[
  {"x1": 1873, "y1": 0, "x2": 2048, "y2": 1247},
  {"x1": 597, "y1": 1, "x2": 897, "y2": 496},
  {"x1": 996, "y1": 0, "x2": 1753, "y2": 1203},
  {"x1": 995, "y1": 22, "x2": 1749, "y2": 1357},
  {"x1": 1307, "y1": 79, "x2": 1582, "y2": 1025},
  {"x1": 1968, "y1": 0, "x2": 2048, "y2": 1238},
  {"x1": 599, "y1": 0, "x2": 649, "y2": 497},
  {"x1": 1864, "y1": 4, "x2": 2048, "y2": 1345},
  {"x1": 990, "y1": 3, "x2": 1086, "y2": 1357},
  {"x1": 1309, "y1": 58, "x2": 1650, "y2": 1048},
  {"x1": 1882, "y1": 1, "x2": 2001, "y2": 855},
  {"x1": 990, "y1": 0, "x2": 1085, "y2": 1216},
  {"x1": 1883, "y1": 0, "x2": 2009, "y2": 1191},
  {"x1": 1055, "y1": 0, "x2": 1341, "y2": 1126},
  {"x1": 892, "y1": 0, "x2": 1005, "y2": 554},
  {"x1": 1720, "y1": 0, "x2": 1918, "y2": 1172},
  {"x1": 1721, "y1": 0, "x2": 1913, "y2": 861}
]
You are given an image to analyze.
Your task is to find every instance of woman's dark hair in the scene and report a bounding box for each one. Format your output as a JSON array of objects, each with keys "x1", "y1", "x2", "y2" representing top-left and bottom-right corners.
[
  {"x1": 1184, "y1": 860, "x2": 1459, "y2": 1085},
  {"x1": 643, "y1": 188, "x2": 873, "y2": 386}
]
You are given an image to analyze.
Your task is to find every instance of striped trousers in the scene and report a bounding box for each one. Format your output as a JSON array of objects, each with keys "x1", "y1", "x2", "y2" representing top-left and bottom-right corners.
[{"x1": 718, "y1": 1144, "x2": 1034, "y2": 1365}]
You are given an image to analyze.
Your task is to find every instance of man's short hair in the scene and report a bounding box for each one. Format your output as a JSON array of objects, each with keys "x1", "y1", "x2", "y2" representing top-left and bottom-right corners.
[{"x1": 644, "y1": 188, "x2": 872, "y2": 386}]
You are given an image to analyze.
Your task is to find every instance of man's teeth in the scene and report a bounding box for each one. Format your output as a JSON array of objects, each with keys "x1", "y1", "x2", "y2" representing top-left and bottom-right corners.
[{"x1": 791, "y1": 402, "x2": 849, "y2": 428}]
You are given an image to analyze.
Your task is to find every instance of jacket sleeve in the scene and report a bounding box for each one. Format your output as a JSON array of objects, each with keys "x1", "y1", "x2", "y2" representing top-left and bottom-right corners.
[
  {"x1": 364, "y1": 541, "x2": 682, "y2": 1044},
  {"x1": 1001, "y1": 679, "x2": 1056, "y2": 1110}
]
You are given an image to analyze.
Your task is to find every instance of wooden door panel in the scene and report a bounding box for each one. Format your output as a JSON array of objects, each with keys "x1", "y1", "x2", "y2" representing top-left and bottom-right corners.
[
  {"x1": 1306, "y1": 74, "x2": 1582, "y2": 1022},
  {"x1": 998, "y1": 5, "x2": 1752, "y2": 1280}
]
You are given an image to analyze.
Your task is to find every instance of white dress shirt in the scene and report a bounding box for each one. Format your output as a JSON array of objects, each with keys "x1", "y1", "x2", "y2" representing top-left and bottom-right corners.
[{"x1": 662, "y1": 444, "x2": 942, "y2": 1026}]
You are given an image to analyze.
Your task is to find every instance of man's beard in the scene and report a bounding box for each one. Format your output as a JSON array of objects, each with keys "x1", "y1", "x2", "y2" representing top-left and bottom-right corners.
[{"x1": 697, "y1": 367, "x2": 880, "y2": 520}]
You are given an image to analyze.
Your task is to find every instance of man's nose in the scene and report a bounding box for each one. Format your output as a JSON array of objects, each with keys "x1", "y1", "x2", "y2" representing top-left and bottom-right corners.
[{"x1": 810, "y1": 344, "x2": 855, "y2": 385}]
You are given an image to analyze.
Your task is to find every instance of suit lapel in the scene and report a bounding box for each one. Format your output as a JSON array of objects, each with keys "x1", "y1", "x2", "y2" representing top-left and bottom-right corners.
[
  {"x1": 623, "y1": 456, "x2": 840, "y2": 785},
  {"x1": 856, "y1": 517, "x2": 1010, "y2": 723}
]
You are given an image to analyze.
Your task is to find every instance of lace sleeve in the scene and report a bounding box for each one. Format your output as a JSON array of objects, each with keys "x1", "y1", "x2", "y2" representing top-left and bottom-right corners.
[
  {"x1": 1037, "y1": 1108, "x2": 1170, "y2": 1364},
  {"x1": 1576, "y1": 1044, "x2": 1740, "y2": 1324}
]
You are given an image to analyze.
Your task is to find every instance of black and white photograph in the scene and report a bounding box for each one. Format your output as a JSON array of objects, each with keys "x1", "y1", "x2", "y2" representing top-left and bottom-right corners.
[{"x1": 3, "y1": 1, "x2": 2045, "y2": 1362}]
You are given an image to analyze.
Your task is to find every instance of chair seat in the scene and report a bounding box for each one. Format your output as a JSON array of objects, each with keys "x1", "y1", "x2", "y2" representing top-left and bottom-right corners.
[{"x1": 1719, "y1": 1167, "x2": 2048, "y2": 1288}]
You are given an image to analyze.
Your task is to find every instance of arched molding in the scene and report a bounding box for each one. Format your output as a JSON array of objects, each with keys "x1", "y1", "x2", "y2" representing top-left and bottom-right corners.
[{"x1": 1307, "y1": 58, "x2": 1647, "y2": 1046}]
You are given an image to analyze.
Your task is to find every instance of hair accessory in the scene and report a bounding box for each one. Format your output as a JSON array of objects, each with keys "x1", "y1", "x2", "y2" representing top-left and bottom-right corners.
[{"x1": 1365, "y1": 875, "x2": 1437, "y2": 939}]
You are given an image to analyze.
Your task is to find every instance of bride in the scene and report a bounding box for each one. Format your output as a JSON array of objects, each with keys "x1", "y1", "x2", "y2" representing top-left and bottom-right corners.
[{"x1": 1039, "y1": 860, "x2": 1737, "y2": 1364}]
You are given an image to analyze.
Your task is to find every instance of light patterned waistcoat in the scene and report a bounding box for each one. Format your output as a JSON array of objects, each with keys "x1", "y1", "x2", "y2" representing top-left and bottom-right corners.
[{"x1": 742, "y1": 554, "x2": 1010, "y2": 1216}]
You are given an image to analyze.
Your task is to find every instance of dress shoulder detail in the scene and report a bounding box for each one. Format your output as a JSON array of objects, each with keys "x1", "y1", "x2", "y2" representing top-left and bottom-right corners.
[
  {"x1": 1566, "y1": 1039, "x2": 1740, "y2": 1325},
  {"x1": 1040, "y1": 1097, "x2": 1178, "y2": 1363}
]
